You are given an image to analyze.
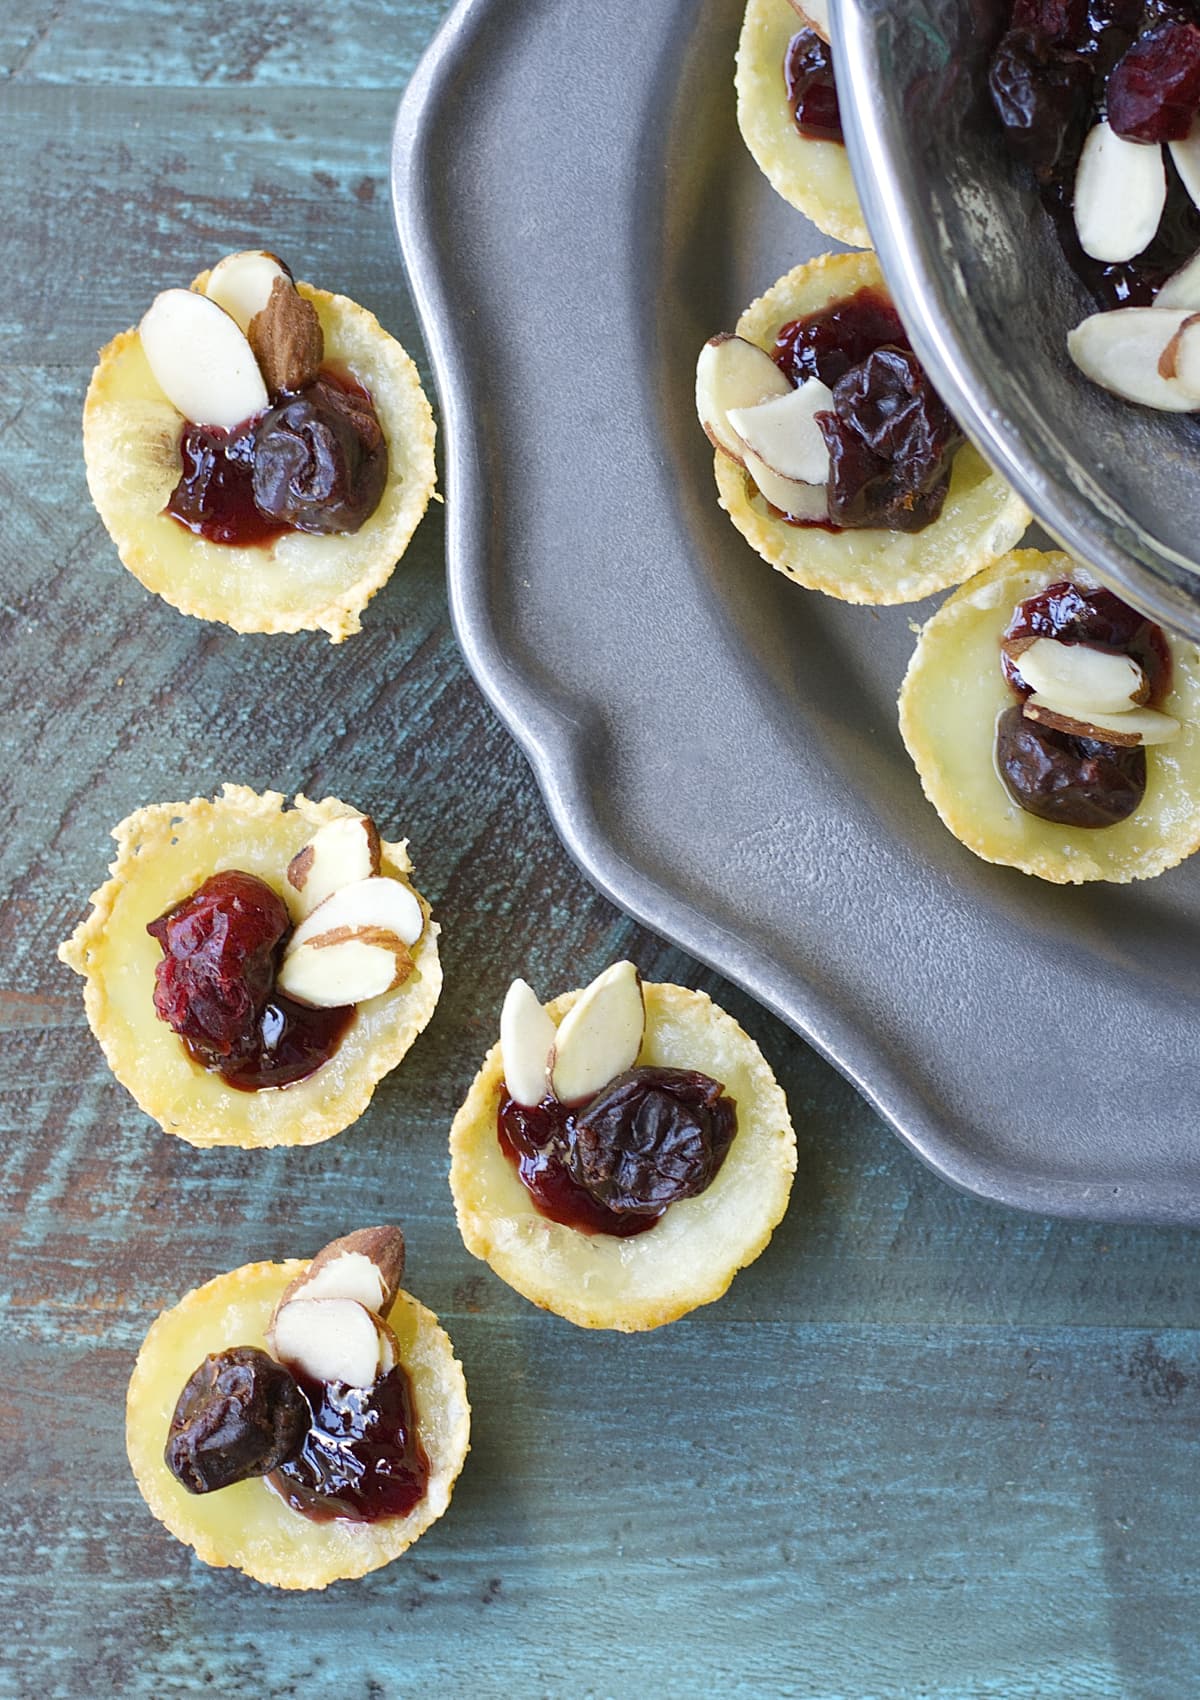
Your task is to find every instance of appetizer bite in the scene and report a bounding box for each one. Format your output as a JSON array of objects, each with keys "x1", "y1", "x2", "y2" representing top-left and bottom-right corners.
[
  {"x1": 899, "y1": 549, "x2": 1200, "y2": 882},
  {"x1": 449, "y1": 963, "x2": 796, "y2": 1332},
  {"x1": 83, "y1": 250, "x2": 436, "y2": 640},
  {"x1": 989, "y1": 1, "x2": 1200, "y2": 409},
  {"x1": 126, "y1": 1227, "x2": 469, "y2": 1589},
  {"x1": 736, "y1": 0, "x2": 869, "y2": 245},
  {"x1": 697, "y1": 251, "x2": 1029, "y2": 602},
  {"x1": 59, "y1": 786, "x2": 441, "y2": 1147}
]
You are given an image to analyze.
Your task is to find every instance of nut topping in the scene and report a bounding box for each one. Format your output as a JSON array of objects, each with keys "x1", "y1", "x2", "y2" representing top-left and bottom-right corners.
[
  {"x1": 139, "y1": 288, "x2": 269, "y2": 430},
  {"x1": 1073, "y1": 121, "x2": 1166, "y2": 265},
  {"x1": 726, "y1": 377, "x2": 834, "y2": 487},
  {"x1": 286, "y1": 814, "x2": 382, "y2": 919},
  {"x1": 1014, "y1": 637, "x2": 1148, "y2": 714},
  {"x1": 276, "y1": 873, "x2": 424, "y2": 1008},
  {"x1": 1023, "y1": 697, "x2": 1181, "y2": 747},
  {"x1": 549, "y1": 960, "x2": 645, "y2": 1105},
  {"x1": 1066, "y1": 307, "x2": 1200, "y2": 411},
  {"x1": 695, "y1": 334, "x2": 793, "y2": 464},
  {"x1": 204, "y1": 250, "x2": 293, "y2": 334},
  {"x1": 275, "y1": 1226, "x2": 407, "y2": 1316},
  {"x1": 269, "y1": 1296, "x2": 397, "y2": 1388},
  {"x1": 499, "y1": 977, "x2": 558, "y2": 1107},
  {"x1": 248, "y1": 275, "x2": 325, "y2": 399},
  {"x1": 788, "y1": 0, "x2": 830, "y2": 41},
  {"x1": 1158, "y1": 313, "x2": 1200, "y2": 398}
]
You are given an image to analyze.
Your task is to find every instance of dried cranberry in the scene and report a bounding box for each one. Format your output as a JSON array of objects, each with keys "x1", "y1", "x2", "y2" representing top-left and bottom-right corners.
[
  {"x1": 784, "y1": 29, "x2": 843, "y2": 144},
  {"x1": 148, "y1": 871, "x2": 289, "y2": 1068},
  {"x1": 995, "y1": 705, "x2": 1147, "y2": 825},
  {"x1": 568, "y1": 1067, "x2": 737, "y2": 1215},
  {"x1": 166, "y1": 1346, "x2": 308, "y2": 1495},
  {"x1": 252, "y1": 375, "x2": 387, "y2": 534},
  {"x1": 774, "y1": 287, "x2": 910, "y2": 389},
  {"x1": 989, "y1": 30, "x2": 1093, "y2": 172},
  {"x1": 166, "y1": 418, "x2": 287, "y2": 547},
  {"x1": 1106, "y1": 20, "x2": 1200, "y2": 143},
  {"x1": 817, "y1": 346, "x2": 964, "y2": 531},
  {"x1": 1002, "y1": 580, "x2": 1171, "y2": 703},
  {"x1": 270, "y1": 1364, "x2": 429, "y2": 1524}
]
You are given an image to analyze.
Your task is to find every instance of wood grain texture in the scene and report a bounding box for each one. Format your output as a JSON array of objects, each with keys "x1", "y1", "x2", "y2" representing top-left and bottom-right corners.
[{"x1": 3, "y1": 3, "x2": 1200, "y2": 1697}]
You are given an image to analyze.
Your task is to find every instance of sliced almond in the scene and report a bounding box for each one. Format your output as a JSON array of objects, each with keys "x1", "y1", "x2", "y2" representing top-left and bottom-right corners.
[
  {"x1": 743, "y1": 447, "x2": 829, "y2": 521},
  {"x1": 269, "y1": 1296, "x2": 395, "y2": 1388},
  {"x1": 287, "y1": 814, "x2": 382, "y2": 919},
  {"x1": 1169, "y1": 126, "x2": 1200, "y2": 214},
  {"x1": 1156, "y1": 248, "x2": 1200, "y2": 310},
  {"x1": 500, "y1": 978, "x2": 556, "y2": 1107},
  {"x1": 1067, "y1": 307, "x2": 1200, "y2": 411},
  {"x1": 289, "y1": 874, "x2": 424, "y2": 951},
  {"x1": 1160, "y1": 314, "x2": 1200, "y2": 400},
  {"x1": 138, "y1": 288, "x2": 269, "y2": 430},
  {"x1": 727, "y1": 377, "x2": 834, "y2": 486},
  {"x1": 788, "y1": 0, "x2": 830, "y2": 39},
  {"x1": 549, "y1": 960, "x2": 645, "y2": 1105},
  {"x1": 1015, "y1": 638, "x2": 1148, "y2": 713},
  {"x1": 1024, "y1": 697, "x2": 1181, "y2": 747},
  {"x1": 276, "y1": 924, "x2": 412, "y2": 1008},
  {"x1": 275, "y1": 1226, "x2": 406, "y2": 1316},
  {"x1": 203, "y1": 250, "x2": 293, "y2": 334},
  {"x1": 696, "y1": 334, "x2": 793, "y2": 463},
  {"x1": 1073, "y1": 123, "x2": 1166, "y2": 265}
]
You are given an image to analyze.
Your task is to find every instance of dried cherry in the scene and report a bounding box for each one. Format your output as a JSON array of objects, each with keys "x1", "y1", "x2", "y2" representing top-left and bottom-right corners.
[
  {"x1": 498, "y1": 1096, "x2": 663, "y2": 1236},
  {"x1": 1002, "y1": 579, "x2": 1171, "y2": 703},
  {"x1": 1106, "y1": 20, "x2": 1200, "y2": 143},
  {"x1": 989, "y1": 31, "x2": 1092, "y2": 172},
  {"x1": 568, "y1": 1067, "x2": 738, "y2": 1215},
  {"x1": 818, "y1": 346, "x2": 964, "y2": 531},
  {"x1": 270, "y1": 1364, "x2": 430, "y2": 1524},
  {"x1": 774, "y1": 286, "x2": 910, "y2": 389},
  {"x1": 995, "y1": 705, "x2": 1147, "y2": 825},
  {"x1": 165, "y1": 1346, "x2": 308, "y2": 1495},
  {"x1": 784, "y1": 29, "x2": 844, "y2": 144},
  {"x1": 147, "y1": 870, "x2": 353, "y2": 1089},
  {"x1": 252, "y1": 374, "x2": 388, "y2": 535}
]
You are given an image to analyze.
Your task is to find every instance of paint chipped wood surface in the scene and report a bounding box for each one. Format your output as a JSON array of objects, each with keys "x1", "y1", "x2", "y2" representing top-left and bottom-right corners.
[{"x1": 2, "y1": 4, "x2": 1200, "y2": 1697}]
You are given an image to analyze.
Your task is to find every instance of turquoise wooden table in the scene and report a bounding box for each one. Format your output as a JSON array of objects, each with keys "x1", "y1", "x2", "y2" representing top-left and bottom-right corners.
[{"x1": 3, "y1": 4, "x2": 1199, "y2": 1696}]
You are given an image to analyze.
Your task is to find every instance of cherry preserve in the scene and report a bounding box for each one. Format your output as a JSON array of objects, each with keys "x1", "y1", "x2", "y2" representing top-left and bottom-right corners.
[
  {"x1": 269, "y1": 1364, "x2": 430, "y2": 1524},
  {"x1": 166, "y1": 367, "x2": 387, "y2": 546},
  {"x1": 147, "y1": 869, "x2": 353, "y2": 1091},
  {"x1": 498, "y1": 1066, "x2": 738, "y2": 1237},
  {"x1": 785, "y1": 29, "x2": 844, "y2": 143}
]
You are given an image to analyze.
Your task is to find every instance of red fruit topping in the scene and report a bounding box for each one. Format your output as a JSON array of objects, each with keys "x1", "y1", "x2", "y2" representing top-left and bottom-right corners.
[
  {"x1": 784, "y1": 29, "x2": 844, "y2": 145},
  {"x1": 1106, "y1": 21, "x2": 1200, "y2": 144},
  {"x1": 1010, "y1": 0, "x2": 1087, "y2": 48},
  {"x1": 147, "y1": 871, "x2": 289, "y2": 1067}
]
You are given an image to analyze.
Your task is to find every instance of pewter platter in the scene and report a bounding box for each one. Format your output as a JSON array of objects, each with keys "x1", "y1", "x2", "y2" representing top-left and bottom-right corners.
[{"x1": 393, "y1": 0, "x2": 1200, "y2": 1222}]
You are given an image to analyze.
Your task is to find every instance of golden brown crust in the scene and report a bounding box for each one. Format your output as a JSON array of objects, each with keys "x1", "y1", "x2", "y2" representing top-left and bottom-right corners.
[
  {"x1": 82, "y1": 278, "x2": 436, "y2": 643},
  {"x1": 735, "y1": 0, "x2": 869, "y2": 245},
  {"x1": 713, "y1": 252, "x2": 1031, "y2": 604},
  {"x1": 898, "y1": 549, "x2": 1200, "y2": 883},
  {"x1": 126, "y1": 1260, "x2": 470, "y2": 1589},
  {"x1": 58, "y1": 785, "x2": 442, "y2": 1147},
  {"x1": 448, "y1": 982, "x2": 797, "y2": 1332}
]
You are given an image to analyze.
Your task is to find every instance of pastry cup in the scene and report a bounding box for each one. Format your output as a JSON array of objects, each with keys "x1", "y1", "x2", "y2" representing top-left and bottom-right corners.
[
  {"x1": 713, "y1": 251, "x2": 1031, "y2": 604},
  {"x1": 735, "y1": 0, "x2": 869, "y2": 247},
  {"x1": 899, "y1": 549, "x2": 1200, "y2": 883},
  {"x1": 82, "y1": 274, "x2": 436, "y2": 642},
  {"x1": 448, "y1": 982, "x2": 797, "y2": 1332},
  {"x1": 126, "y1": 1259, "x2": 470, "y2": 1589},
  {"x1": 58, "y1": 785, "x2": 441, "y2": 1147}
]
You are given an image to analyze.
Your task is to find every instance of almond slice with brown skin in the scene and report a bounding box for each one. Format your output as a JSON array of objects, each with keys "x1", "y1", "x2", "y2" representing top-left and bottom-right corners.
[
  {"x1": 203, "y1": 250, "x2": 293, "y2": 334},
  {"x1": 276, "y1": 924, "x2": 413, "y2": 1008},
  {"x1": 727, "y1": 377, "x2": 835, "y2": 486},
  {"x1": 139, "y1": 288, "x2": 269, "y2": 430},
  {"x1": 549, "y1": 960, "x2": 645, "y2": 1104},
  {"x1": 287, "y1": 815, "x2": 382, "y2": 919},
  {"x1": 1015, "y1": 638, "x2": 1148, "y2": 713},
  {"x1": 1067, "y1": 307, "x2": 1200, "y2": 411},
  {"x1": 500, "y1": 978, "x2": 557, "y2": 1106},
  {"x1": 269, "y1": 1297, "x2": 397, "y2": 1388},
  {"x1": 788, "y1": 0, "x2": 830, "y2": 38},
  {"x1": 1159, "y1": 314, "x2": 1200, "y2": 400},
  {"x1": 1023, "y1": 697, "x2": 1181, "y2": 747},
  {"x1": 274, "y1": 1227, "x2": 406, "y2": 1317},
  {"x1": 696, "y1": 334, "x2": 793, "y2": 464},
  {"x1": 742, "y1": 447, "x2": 830, "y2": 521},
  {"x1": 289, "y1": 874, "x2": 424, "y2": 949}
]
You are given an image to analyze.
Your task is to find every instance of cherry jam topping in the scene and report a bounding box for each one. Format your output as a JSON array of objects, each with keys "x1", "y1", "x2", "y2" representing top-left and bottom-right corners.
[
  {"x1": 269, "y1": 1364, "x2": 430, "y2": 1524},
  {"x1": 989, "y1": 0, "x2": 1200, "y2": 306},
  {"x1": 785, "y1": 29, "x2": 844, "y2": 143},
  {"x1": 769, "y1": 287, "x2": 965, "y2": 532},
  {"x1": 498, "y1": 1066, "x2": 737, "y2": 1238},
  {"x1": 996, "y1": 580, "x2": 1171, "y2": 827},
  {"x1": 165, "y1": 367, "x2": 387, "y2": 546},
  {"x1": 147, "y1": 869, "x2": 353, "y2": 1091}
]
